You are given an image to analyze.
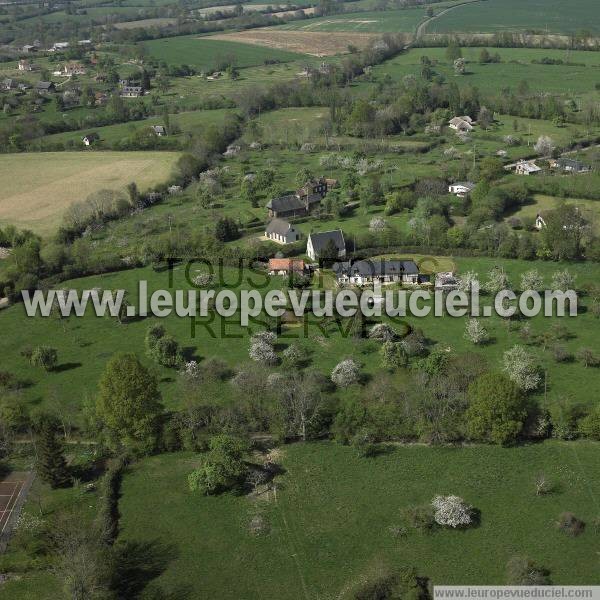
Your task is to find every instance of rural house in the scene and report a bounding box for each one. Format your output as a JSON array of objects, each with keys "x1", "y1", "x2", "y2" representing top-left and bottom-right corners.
[
  {"x1": 448, "y1": 116, "x2": 474, "y2": 132},
  {"x1": 35, "y1": 81, "x2": 55, "y2": 93},
  {"x1": 333, "y1": 259, "x2": 421, "y2": 286},
  {"x1": 515, "y1": 160, "x2": 541, "y2": 175},
  {"x1": 549, "y1": 158, "x2": 591, "y2": 173},
  {"x1": 82, "y1": 133, "x2": 99, "y2": 146},
  {"x1": 22, "y1": 44, "x2": 36, "y2": 53},
  {"x1": 63, "y1": 63, "x2": 86, "y2": 76},
  {"x1": 297, "y1": 177, "x2": 329, "y2": 198},
  {"x1": 535, "y1": 213, "x2": 547, "y2": 230},
  {"x1": 268, "y1": 258, "x2": 306, "y2": 275},
  {"x1": 120, "y1": 85, "x2": 143, "y2": 98},
  {"x1": 265, "y1": 219, "x2": 300, "y2": 244},
  {"x1": 267, "y1": 193, "x2": 321, "y2": 219},
  {"x1": 1, "y1": 78, "x2": 17, "y2": 90},
  {"x1": 435, "y1": 271, "x2": 460, "y2": 290},
  {"x1": 18, "y1": 60, "x2": 33, "y2": 71},
  {"x1": 306, "y1": 230, "x2": 346, "y2": 261},
  {"x1": 448, "y1": 181, "x2": 475, "y2": 197},
  {"x1": 151, "y1": 125, "x2": 167, "y2": 136}
]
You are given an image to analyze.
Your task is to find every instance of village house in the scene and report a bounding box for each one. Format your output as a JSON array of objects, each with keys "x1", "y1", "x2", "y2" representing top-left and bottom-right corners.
[
  {"x1": 265, "y1": 218, "x2": 300, "y2": 245},
  {"x1": 22, "y1": 44, "x2": 36, "y2": 53},
  {"x1": 448, "y1": 116, "x2": 474, "y2": 133},
  {"x1": 448, "y1": 181, "x2": 475, "y2": 197},
  {"x1": 515, "y1": 160, "x2": 542, "y2": 175},
  {"x1": 333, "y1": 259, "x2": 421, "y2": 286},
  {"x1": 120, "y1": 85, "x2": 143, "y2": 98},
  {"x1": 51, "y1": 42, "x2": 70, "y2": 52},
  {"x1": 306, "y1": 230, "x2": 346, "y2": 262},
  {"x1": 535, "y1": 213, "x2": 547, "y2": 230},
  {"x1": 18, "y1": 59, "x2": 34, "y2": 71},
  {"x1": 268, "y1": 258, "x2": 306, "y2": 276},
  {"x1": 94, "y1": 92, "x2": 108, "y2": 106},
  {"x1": 151, "y1": 125, "x2": 167, "y2": 136},
  {"x1": 267, "y1": 193, "x2": 321, "y2": 219},
  {"x1": 435, "y1": 271, "x2": 460, "y2": 290},
  {"x1": 549, "y1": 158, "x2": 591, "y2": 173},
  {"x1": 1, "y1": 78, "x2": 17, "y2": 91},
  {"x1": 82, "y1": 133, "x2": 99, "y2": 146},
  {"x1": 35, "y1": 81, "x2": 55, "y2": 93},
  {"x1": 63, "y1": 62, "x2": 86, "y2": 77}
]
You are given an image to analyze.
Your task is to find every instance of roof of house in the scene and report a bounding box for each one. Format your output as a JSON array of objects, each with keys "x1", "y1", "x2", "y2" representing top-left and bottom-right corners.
[
  {"x1": 266, "y1": 218, "x2": 294, "y2": 236},
  {"x1": 308, "y1": 230, "x2": 345, "y2": 254},
  {"x1": 268, "y1": 258, "x2": 305, "y2": 272},
  {"x1": 152, "y1": 125, "x2": 166, "y2": 134},
  {"x1": 449, "y1": 116, "x2": 473, "y2": 128},
  {"x1": 333, "y1": 259, "x2": 419, "y2": 278},
  {"x1": 556, "y1": 158, "x2": 590, "y2": 170},
  {"x1": 35, "y1": 81, "x2": 54, "y2": 89},
  {"x1": 83, "y1": 132, "x2": 99, "y2": 141},
  {"x1": 517, "y1": 161, "x2": 541, "y2": 173},
  {"x1": 450, "y1": 181, "x2": 475, "y2": 190},
  {"x1": 266, "y1": 194, "x2": 304, "y2": 213}
]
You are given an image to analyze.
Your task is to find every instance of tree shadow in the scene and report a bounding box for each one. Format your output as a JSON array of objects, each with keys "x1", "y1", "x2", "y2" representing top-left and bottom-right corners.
[
  {"x1": 53, "y1": 362, "x2": 82, "y2": 373},
  {"x1": 111, "y1": 539, "x2": 178, "y2": 599},
  {"x1": 181, "y1": 347, "x2": 198, "y2": 361}
]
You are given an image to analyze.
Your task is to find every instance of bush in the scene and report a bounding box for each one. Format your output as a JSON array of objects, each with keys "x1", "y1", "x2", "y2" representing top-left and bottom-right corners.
[
  {"x1": 402, "y1": 504, "x2": 436, "y2": 532},
  {"x1": 556, "y1": 512, "x2": 585, "y2": 537},
  {"x1": 96, "y1": 455, "x2": 128, "y2": 546},
  {"x1": 431, "y1": 495, "x2": 473, "y2": 528},
  {"x1": 29, "y1": 346, "x2": 58, "y2": 371},
  {"x1": 331, "y1": 358, "x2": 360, "y2": 388},
  {"x1": 506, "y1": 556, "x2": 551, "y2": 585}
]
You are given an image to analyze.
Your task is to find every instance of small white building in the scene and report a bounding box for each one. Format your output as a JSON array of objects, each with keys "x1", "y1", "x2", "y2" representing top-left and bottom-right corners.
[
  {"x1": 265, "y1": 218, "x2": 300, "y2": 245},
  {"x1": 448, "y1": 181, "x2": 475, "y2": 197},
  {"x1": 535, "y1": 213, "x2": 547, "y2": 230},
  {"x1": 515, "y1": 160, "x2": 541, "y2": 175}
]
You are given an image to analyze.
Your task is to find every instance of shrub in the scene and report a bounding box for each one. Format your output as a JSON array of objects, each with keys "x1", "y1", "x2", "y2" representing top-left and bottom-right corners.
[
  {"x1": 331, "y1": 359, "x2": 360, "y2": 388},
  {"x1": 402, "y1": 504, "x2": 436, "y2": 532},
  {"x1": 368, "y1": 323, "x2": 397, "y2": 342},
  {"x1": 30, "y1": 346, "x2": 58, "y2": 371},
  {"x1": 506, "y1": 556, "x2": 551, "y2": 585},
  {"x1": 556, "y1": 512, "x2": 585, "y2": 537}
]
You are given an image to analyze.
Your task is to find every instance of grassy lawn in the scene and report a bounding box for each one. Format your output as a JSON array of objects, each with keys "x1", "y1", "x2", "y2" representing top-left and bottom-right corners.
[
  {"x1": 110, "y1": 440, "x2": 600, "y2": 598},
  {"x1": 428, "y1": 0, "x2": 600, "y2": 35},
  {"x1": 0, "y1": 151, "x2": 180, "y2": 235},
  {"x1": 144, "y1": 35, "x2": 307, "y2": 70}
]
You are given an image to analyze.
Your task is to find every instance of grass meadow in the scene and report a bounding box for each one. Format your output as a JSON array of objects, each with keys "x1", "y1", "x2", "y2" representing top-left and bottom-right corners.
[
  {"x1": 428, "y1": 0, "x2": 600, "y2": 35},
  {"x1": 0, "y1": 152, "x2": 180, "y2": 235},
  {"x1": 144, "y1": 35, "x2": 306, "y2": 70},
  {"x1": 0, "y1": 256, "x2": 598, "y2": 422},
  {"x1": 112, "y1": 440, "x2": 600, "y2": 598}
]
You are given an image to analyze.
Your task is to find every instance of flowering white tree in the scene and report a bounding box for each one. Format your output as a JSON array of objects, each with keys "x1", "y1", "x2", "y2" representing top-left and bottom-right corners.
[
  {"x1": 369, "y1": 217, "x2": 387, "y2": 232},
  {"x1": 520, "y1": 269, "x2": 544, "y2": 292},
  {"x1": 551, "y1": 269, "x2": 577, "y2": 292},
  {"x1": 503, "y1": 345, "x2": 540, "y2": 391},
  {"x1": 453, "y1": 58, "x2": 466, "y2": 75},
  {"x1": 331, "y1": 359, "x2": 360, "y2": 388},
  {"x1": 251, "y1": 331, "x2": 277, "y2": 345},
  {"x1": 249, "y1": 333, "x2": 278, "y2": 366},
  {"x1": 368, "y1": 323, "x2": 397, "y2": 342},
  {"x1": 457, "y1": 271, "x2": 480, "y2": 293},
  {"x1": 464, "y1": 318, "x2": 488, "y2": 345},
  {"x1": 534, "y1": 135, "x2": 554, "y2": 156},
  {"x1": 181, "y1": 360, "x2": 202, "y2": 381},
  {"x1": 431, "y1": 495, "x2": 473, "y2": 528},
  {"x1": 485, "y1": 267, "x2": 510, "y2": 295}
]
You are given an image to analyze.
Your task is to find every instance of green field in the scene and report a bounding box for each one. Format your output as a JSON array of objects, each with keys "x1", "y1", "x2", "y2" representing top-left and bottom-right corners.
[
  {"x1": 0, "y1": 151, "x2": 180, "y2": 235},
  {"x1": 276, "y1": 8, "x2": 427, "y2": 33},
  {"x1": 112, "y1": 441, "x2": 600, "y2": 598},
  {"x1": 370, "y1": 47, "x2": 600, "y2": 95},
  {"x1": 0, "y1": 256, "x2": 598, "y2": 420},
  {"x1": 428, "y1": 0, "x2": 600, "y2": 35},
  {"x1": 144, "y1": 35, "x2": 307, "y2": 70},
  {"x1": 42, "y1": 108, "x2": 235, "y2": 146}
]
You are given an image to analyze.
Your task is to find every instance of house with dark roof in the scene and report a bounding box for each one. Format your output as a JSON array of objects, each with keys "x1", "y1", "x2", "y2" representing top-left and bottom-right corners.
[
  {"x1": 549, "y1": 158, "x2": 591, "y2": 174},
  {"x1": 266, "y1": 193, "x2": 321, "y2": 219},
  {"x1": 265, "y1": 219, "x2": 300, "y2": 244},
  {"x1": 306, "y1": 230, "x2": 346, "y2": 261},
  {"x1": 333, "y1": 259, "x2": 421, "y2": 286},
  {"x1": 82, "y1": 133, "x2": 99, "y2": 146},
  {"x1": 35, "y1": 81, "x2": 55, "y2": 93},
  {"x1": 120, "y1": 85, "x2": 143, "y2": 98},
  {"x1": 151, "y1": 125, "x2": 166, "y2": 136}
]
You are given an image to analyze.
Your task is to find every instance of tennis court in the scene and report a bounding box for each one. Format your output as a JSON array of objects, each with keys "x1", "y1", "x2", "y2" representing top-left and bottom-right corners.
[{"x1": 0, "y1": 471, "x2": 33, "y2": 552}]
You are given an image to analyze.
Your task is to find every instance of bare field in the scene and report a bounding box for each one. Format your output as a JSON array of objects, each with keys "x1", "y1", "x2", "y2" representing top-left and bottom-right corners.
[
  {"x1": 0, "y1": 151, "x2": 180, "y2": 235},
  {"x1": 208, "y1": 29, "x2": 379, "y2": 56}
]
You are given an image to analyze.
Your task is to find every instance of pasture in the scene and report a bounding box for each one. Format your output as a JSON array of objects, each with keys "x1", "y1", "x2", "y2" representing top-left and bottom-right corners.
[
  {"x1": 0, "y1": 256, "x2": 598, "y2": 420},
  {"x1": 144, "y1": 35, "x2": 306, "y2": 70},
  {"x1": 370, "y1": 47, "x2": 600, "y2": 95},
  {"x1": 0, "y1": 151, "x2": 180, "y2": 235},
  {"x1": 427, "y1": 0, "x2": 600, "y2": 35},
  {"x1": 112, "y1": 441, "x2": 600, "y2": 598}
]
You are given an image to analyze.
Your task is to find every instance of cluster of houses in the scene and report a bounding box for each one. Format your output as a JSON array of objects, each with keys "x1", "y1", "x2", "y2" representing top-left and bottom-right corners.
[
  {"x1": 119, "y1": 79, "x2": 144, "y2": 98},
  {"x1": 266, "y1": 176, "x2": 335, "y2": 219},
  {"x1": 511, "y1": 157, "x2": 591, "y2": 176}
]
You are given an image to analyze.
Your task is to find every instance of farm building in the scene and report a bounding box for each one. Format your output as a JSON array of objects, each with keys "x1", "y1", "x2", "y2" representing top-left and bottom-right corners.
[
  {"x1": 82, "y1": 133, "x2": 99, "y2": 146},
  {"x1": 120, "y1": 85, "x2": 143, "y2": 98},
  {"x1": 151, "y1": 125, "x2": 167, "y2": 136},
  {"x1": 265, "y1": 219, "x2": 300, "y2": 244},
  {"x1": 267, "y1": 193, "x2": 321, "y2": 219},
  {"x1": 448, "y1": 116, "x2": 474, "y2": 132},
  {"x1": 63, "y1": 63, "x2": 86, "y2": 76},
  {"x1": 35, "y1": 81, "x2": 55, "y2": 93},
  {"x1": 268, "y1": 258, "x2": 306, "y2": 275},
  {"x1": 515, "y1": 160, "x2": 541, "y2": 175},
  {"x1": 448, "y1": 181, "x2": 475, "y2": 197},
  {"x1": 306, "y1": 230, "x2": 346, "y2": 262},
  {"x1": 22, "y1": 44, "x2": 36, "y2": 53},
  {"x1": 549, "y1": 158, "x2": 591, "y2": 173},
  {"x1": 333, "y1": 259, "x2": 421, "y2": 286}
]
